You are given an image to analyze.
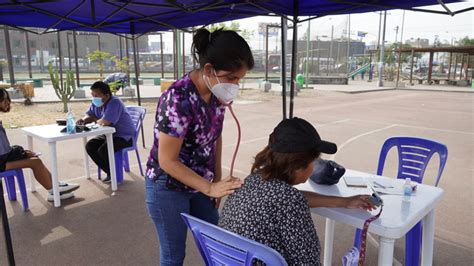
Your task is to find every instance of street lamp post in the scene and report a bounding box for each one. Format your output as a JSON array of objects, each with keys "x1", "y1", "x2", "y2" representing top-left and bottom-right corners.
[
  {"x1": 265, "y1": 23, "x2": 281, "y2": 81},
  {"x1": 378, "y1": 11, "x2": 387, "y2": 87},
  {"x1": 72, "y1": 31, "x2": 80, "y2": 87},
  {"x1": 327, "y1": 25, "x2": 334, "y2": 76}
]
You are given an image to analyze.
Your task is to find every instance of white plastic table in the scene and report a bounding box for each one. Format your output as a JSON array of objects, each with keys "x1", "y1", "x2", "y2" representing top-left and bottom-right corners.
[
  {"x1": 295, "y1": 169, "x2": 444, "y2": 265},
  {"x1": 21, "y1": 124, "x2": 117, "y2": 207}
]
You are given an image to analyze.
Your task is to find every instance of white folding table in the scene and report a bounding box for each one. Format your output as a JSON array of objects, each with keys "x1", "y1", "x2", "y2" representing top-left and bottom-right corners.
[
  {"x1": 21, "y1": 124, "x2": 117, "y2": 207},
  {"x1": 295, "y1": 169, "x2": 444, "y2": 265}
]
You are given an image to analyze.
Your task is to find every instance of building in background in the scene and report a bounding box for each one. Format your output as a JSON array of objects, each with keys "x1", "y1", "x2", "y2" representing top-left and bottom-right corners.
[
  {"x1": 0, "y1": 27, "x2": 148, "y2": 72},
  {"x1": 405, "y1": 38, "x2": 430, "y2": 48}
]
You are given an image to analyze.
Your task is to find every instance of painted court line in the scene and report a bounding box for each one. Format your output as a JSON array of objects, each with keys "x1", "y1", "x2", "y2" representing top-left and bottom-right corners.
[
  {"x1": 328, "y1": 124, "x2": 398, "y2": 160},
  {"x1": 223, "y1": 119, "x2": 351, "y2": 148}
]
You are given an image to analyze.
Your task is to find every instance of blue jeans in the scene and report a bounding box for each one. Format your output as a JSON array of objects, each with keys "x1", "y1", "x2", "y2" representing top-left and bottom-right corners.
[{"x1": 145, "y1": 174, "x2": 218, "y2": 266}]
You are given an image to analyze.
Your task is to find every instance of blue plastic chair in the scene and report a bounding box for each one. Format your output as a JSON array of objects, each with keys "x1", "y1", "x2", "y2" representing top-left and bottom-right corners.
[
  {"x1": 353, "y1": 136, "x2": 448, "y2": 266},
  {"x1": 0, "y1": 169, "x2": 28, "y2": 211},
  {"x1": 181, "y1": 213, "x2": 287, "y2": 266},
  {"x1": 98, "y1": 106, "x2": 146, "y2": 183}
]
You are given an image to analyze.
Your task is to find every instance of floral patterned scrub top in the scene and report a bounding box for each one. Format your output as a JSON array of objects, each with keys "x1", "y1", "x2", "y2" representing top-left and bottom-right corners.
[{"x1": 146, "y1": 74, "x2": 226, "y2": 192}]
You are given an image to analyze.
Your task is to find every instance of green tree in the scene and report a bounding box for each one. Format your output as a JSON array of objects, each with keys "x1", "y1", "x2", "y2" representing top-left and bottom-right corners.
[
  {"x1": 86, "y1": 50, "x2": 113, "y2": 78},
  {"x1": 458, "y1": 36, "x2": 474, "y2": 46},
  {"x1": 112, "y1": 56, "x2": 129, "y2": 73},
  {"x1": 384, "y1": 43, "x2": 422, "y2": 66},
  {"x1": 383, "y1": 43, "x2": 422, "y2": 81},
  {"x1": 208, "y1": 21, "x2": 254, "y2": 42}
]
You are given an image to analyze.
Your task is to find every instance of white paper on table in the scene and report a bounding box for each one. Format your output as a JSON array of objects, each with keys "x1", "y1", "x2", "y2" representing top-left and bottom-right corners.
[
  {"x1": 343, "y1": 175, "x2": 367, "y2": 187},
  {"x1": 370, "y1": 179, "x2": 405, "y2": 195}
]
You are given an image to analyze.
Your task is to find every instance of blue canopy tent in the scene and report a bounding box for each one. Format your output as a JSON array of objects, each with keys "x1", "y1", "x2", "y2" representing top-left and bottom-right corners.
[{"x1": 0, "y1": 0, "x2": 470, "y2": 115}]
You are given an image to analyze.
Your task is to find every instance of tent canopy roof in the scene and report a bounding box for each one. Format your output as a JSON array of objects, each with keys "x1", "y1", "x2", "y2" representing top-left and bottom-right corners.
[{"x1": 0, "y1": 0, "x2": 469, "y2": 36}]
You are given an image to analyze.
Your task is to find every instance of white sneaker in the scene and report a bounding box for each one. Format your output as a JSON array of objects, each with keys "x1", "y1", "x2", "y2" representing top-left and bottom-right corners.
[
  {"x1": 47, "y1": 192, "x2": 74, "y2": 202},
  {"x1": 48, "y1": 182, "x2": 80, "y2": 195}
]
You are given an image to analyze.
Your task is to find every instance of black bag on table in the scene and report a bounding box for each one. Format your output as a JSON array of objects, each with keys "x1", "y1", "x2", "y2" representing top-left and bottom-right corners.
[{"x1": 309, "y1": 158, "x2": 346, "y2": 185}]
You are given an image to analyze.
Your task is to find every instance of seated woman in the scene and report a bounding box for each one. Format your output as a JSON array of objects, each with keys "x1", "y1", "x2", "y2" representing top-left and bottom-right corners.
[
  {"x1": 0, "y1": 88, "x2": 80, "y2": 202},
  {"x1": 219, "y1": 117, "x2": 375, "y2": 265}
]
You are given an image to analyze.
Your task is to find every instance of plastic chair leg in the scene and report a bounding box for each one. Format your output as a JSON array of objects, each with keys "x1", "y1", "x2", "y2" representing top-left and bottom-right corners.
[
  {"x1": 135, "y1": 149, "x2": 144, "y2": 176},
  {"x1": 114, "y1": 152, "x2": 124, "y2": 184},
  {"x1": 97, "y1": 168, "x2": 102, "y2": 180},
  {"x1": 405, "y1": 222, "x2": 423, "y2": 266},
  {"x1": 123, "y1": 151, "x2": 130, "y2": 172},
  {"x1": 5, "y1": 176, "x2": 16, "y2": 201},
  {"x1": 353, "y1": 228, "x2": 362, "y2": 249},
  {"x1": 15, "y1": 171, "x2": 29, "y2": 211},
  {"x1": 96, "y1": 151, "x2": 125, "y2": 184}
]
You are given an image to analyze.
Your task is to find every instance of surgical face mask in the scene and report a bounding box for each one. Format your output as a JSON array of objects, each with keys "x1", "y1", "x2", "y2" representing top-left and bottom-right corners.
[
  {"x1": 92, "y1": 97, "x2": 104, "y2": 107},
  {"x1": 203, "y1": 69, "x2": 240, "y2": 105}
]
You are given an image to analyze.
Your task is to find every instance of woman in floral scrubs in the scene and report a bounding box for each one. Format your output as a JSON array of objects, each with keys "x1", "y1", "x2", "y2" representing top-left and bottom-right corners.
[{"x1": 145, "y1": 28, "x2": 254, "y2": 266}]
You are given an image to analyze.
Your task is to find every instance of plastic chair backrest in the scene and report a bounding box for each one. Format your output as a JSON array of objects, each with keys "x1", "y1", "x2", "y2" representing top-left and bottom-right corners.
[
  {"x1": 125, "y1": 105, "x2": 146, "y2": 149},
  {"x1": 181, "y1": 213, "x2": 287, "y2": 266},
  {"x1": 377, "y1": 136, "x2": 448, "y2": 185}
]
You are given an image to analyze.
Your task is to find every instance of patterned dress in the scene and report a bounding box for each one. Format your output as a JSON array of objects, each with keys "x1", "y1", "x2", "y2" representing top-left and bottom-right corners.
[
  {"x1": 219, "y1": 173, "x2": 321, "y2": 265},
  {"x1": 145, "y1": 74, "x2": 226, "y2": 192}
]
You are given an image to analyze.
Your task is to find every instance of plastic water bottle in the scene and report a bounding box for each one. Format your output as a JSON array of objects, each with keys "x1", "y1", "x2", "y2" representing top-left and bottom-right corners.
[
  {"x1": 66, "y1": 107, "x2": 76, "y2": 134},
  {"x1": 403, "y1": 178, "x2": 412, "y2": 201}
]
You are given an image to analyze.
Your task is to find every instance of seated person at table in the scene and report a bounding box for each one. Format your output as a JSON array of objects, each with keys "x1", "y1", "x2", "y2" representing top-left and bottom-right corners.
[
  {"x1": 219, "y1": 117, "x2": 375, "y2": 265},
  {"x1": 0, "y1": 88, "x2": 79, "y2": 202},
  {"x1": 76, "y1": 81, "x2": 135, "y2": 183}
]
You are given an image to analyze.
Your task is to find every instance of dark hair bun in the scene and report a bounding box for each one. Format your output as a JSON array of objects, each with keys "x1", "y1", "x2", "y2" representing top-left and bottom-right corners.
[
  {"x1": 191, "y1": 27, "x2": 254, "y2": 72},
  {"x1": 192, "y1": 28, "x2": 211, "y2": 60}
]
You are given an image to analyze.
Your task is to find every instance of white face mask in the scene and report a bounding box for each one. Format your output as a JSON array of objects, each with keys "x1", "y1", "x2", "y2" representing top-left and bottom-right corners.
[{"x1": 204, "y1": 69, "x2": 239, "y2": 105}]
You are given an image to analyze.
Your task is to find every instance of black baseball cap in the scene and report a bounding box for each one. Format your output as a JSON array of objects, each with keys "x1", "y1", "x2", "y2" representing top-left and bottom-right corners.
[{"x1": 269, "y1": 117, "x2": 337, "y2": 154}]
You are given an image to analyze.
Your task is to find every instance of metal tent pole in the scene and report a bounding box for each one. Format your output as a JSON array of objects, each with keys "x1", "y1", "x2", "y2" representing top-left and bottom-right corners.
[
  {"x1": 131, "y1": 38, "x2": 141, "y2": 105},
  {"x1": 3, "y1": 26, "x2": 15, "y2": 85},
  {"x1": 281, "y1": 17, "x2": 288, "y2": 119},
  {"x1": 131, "y1": 24, "x2": 145, "y2": 148},
  {"x1": 125, "y1": 35, "x2": 130, "y2": 86},
  {"x1": 119, "y1": 35, "x2": 123, "y2": 60},
  {"x1": 305, "y1": 20, "x2": 310, "y2": 88},
  {"x1": 57, "y1": 31, "x2": 64, "y2": 91},
  {"x1": 289, "y1": 0, "x2": 299, "y2": 119},
  {"x1": 66, "y1": 32, "x2": 71, "y2": 70},
  {"x1": 160, "y1": 33, "x2": 164, "y2": 78},
  {"x1": 265, "y1": 24, "x2": 269, "y2": 81},
  {"x1": 25, "y1": 31, "x2": 33, "y2": 78},
  {"x1": 0, "y1": 180, "x2": 15, "y2": 266},
  {"x1": 182, "y1": 31, "x2": 186, "y2": 75},
  {"x1": 173, "y1": 30, "x2": 178, "y2": 79},
  {"x1": 73, "y1": 31, "x2": 80, "y2": 88}
]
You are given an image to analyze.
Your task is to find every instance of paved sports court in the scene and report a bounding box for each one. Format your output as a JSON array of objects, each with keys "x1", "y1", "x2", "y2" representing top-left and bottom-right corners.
[{"x1": 2, "y1": 88, "x2": 473, "y2": 265}]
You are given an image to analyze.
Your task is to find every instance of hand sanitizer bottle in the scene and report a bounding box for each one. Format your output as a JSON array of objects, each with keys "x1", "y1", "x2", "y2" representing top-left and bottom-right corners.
[
  {"x1": 66, "y1": 107, "x2": 76, "y2": 134},
  {"x1": 403, "y1": 178, "x2": 412, "y2": 201}
]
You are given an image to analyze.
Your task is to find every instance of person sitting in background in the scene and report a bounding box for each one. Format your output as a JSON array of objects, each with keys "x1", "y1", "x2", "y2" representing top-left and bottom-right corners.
[
  {"x1": 219, "y1": 117, "x2": 375, "y2": 265},
  {"x1": 0, "y1": 88, "x2": 79, "y2": 202},
  {"x1": 76, "y1": 81, "x2": 135, "y2": 183}
]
